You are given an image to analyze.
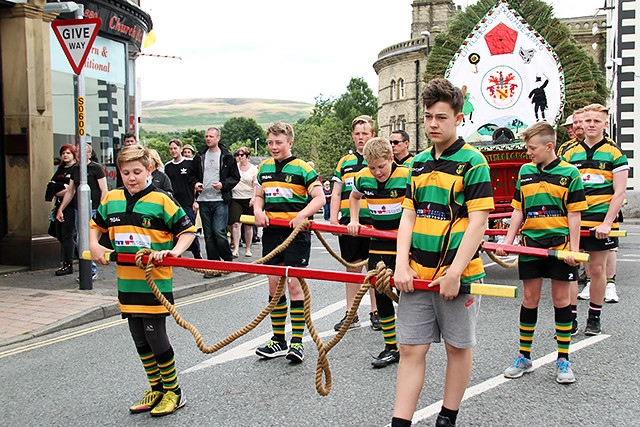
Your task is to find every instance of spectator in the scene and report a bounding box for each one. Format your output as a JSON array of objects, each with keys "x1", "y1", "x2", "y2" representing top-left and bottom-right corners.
[
  {"x1": 148, "y1": 149, "x2": 174, "y2": 195},
  {"x1": 229, "y1": 146, "x2": 257, "y2": 258},
  {"x1": 322, "y1": 181, "x2": 332, "y2": 221},
  {"x1": 49, "y1": 144, "x2": 78, "y2": 276},
  {"x1": 164, "y1": 138, "x2": 202, "y2": 259},
  {"x1": 56, "y1": 143, "x2": 108, "y2": 279},
  {"x1": 192, "y1": 127, "x2": 240, "y2": 275},
  {"x1": 182, "y1": 144, "x2": 196, "y2": 159},
  {"x1": 115, "y1": 132, "x2": 139, "y2": 188}
]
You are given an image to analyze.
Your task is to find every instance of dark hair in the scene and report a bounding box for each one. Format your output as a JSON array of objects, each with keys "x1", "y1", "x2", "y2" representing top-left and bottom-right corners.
[
  {"x1": 390, "y1": 130, "x2": 410, "y2": 142},
  {"x1": 422, "y1": 78, "x2": 464, "y2": 114},
  {"x1": 123, "y1": 132, "x2": 136, "y2": 141}
]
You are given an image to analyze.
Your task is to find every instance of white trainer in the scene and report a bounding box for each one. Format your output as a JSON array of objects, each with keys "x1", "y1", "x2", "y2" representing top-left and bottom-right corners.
[
  {"x1": 577, "y1": 281, "x2": 590, "y2": 300},
  {"x1": 604, "y1": 282, "x2": 619, "y2": 303}
]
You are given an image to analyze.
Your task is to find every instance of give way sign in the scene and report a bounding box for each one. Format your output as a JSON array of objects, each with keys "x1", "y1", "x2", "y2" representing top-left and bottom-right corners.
[{"x1": 51, "y1": 18, "x2": 102, "y2": 75}]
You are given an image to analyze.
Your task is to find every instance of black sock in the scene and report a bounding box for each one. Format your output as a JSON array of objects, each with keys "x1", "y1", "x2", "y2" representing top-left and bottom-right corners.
[
  {"x1": 391, "y1": 417, "x2": 412, "y2": 427},
  {"x1": 439, "y1": 406, "x2": 458, "y2": 424}
]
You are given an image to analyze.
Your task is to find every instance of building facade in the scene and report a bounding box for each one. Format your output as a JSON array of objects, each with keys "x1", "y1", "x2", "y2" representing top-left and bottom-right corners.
[{"x1": 0, "y1": 0, "x2": 151, "y2": 269}]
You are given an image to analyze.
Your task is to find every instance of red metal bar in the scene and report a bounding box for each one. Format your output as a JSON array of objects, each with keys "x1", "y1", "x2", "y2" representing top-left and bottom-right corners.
[
  {"x1": 485, "y1": 229, "x2": 626, "y2": 237},
  {"x1": 95, "y1": 252, "x2": 516, "y2": 297}
]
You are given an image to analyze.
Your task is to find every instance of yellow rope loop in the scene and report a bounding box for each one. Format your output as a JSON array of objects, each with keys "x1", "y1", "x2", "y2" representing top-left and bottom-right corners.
[
  {"x1": 313, "y1": 229, "x2": 368, "y2": 269},
  {"x1": 134, "y1": 248, "x2": 289, "y2": 354},
  {"x1": 371, "y1": 261, "x2": 399, "y2": 303},
  {"x1": 483, "y1": 248, "x2": 518, "y2": 268}
]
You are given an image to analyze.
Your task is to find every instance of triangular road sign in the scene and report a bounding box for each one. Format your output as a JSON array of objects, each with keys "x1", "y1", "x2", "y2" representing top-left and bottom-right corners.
[{"x1": 51, "y1": 18, "x2": 102, "y2": 75}]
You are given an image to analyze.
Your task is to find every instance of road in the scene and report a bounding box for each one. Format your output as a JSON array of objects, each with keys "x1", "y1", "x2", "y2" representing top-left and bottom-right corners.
[{"x1": 2, "y1": 226, "x2": 640, "y2": 426}]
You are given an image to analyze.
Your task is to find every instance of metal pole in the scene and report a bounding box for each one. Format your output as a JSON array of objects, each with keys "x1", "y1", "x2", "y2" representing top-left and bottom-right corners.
[
  {"x1": 254, "y1": 137, "x2": 259, "y2": 155},
  {"x1": 75, "y1": 5, "x2": 92, "y2": 290}
]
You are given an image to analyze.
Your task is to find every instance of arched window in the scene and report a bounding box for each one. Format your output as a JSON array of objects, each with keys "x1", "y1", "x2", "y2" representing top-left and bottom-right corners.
[
  {"x1": 390, "y1": 80, "x2": 396, "y2": 101},
  {"x1": 389, "y1": 116, "x2": 396, "y2": 131},
  {"x1": 398, "y1": 79, "x2": 405, "y2": 99},
  {"x1": 400, "y1": 117, "x2": 406, "y2": 130}
]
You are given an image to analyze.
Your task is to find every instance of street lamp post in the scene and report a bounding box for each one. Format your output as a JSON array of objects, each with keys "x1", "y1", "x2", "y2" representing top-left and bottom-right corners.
[{"x1": 254, "y1": 138, "x2": 259, "y2": 155}]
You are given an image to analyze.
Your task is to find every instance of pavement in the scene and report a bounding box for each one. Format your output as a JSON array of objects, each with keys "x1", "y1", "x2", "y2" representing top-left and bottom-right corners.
[{"x1": 0, "y1": 241, "x2": 260, "y2": 347}]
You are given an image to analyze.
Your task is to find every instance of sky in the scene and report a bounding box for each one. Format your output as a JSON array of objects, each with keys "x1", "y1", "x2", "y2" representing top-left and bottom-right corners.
[{"x1": 136, "y1": 0, "x2": 605, "y2": 104}]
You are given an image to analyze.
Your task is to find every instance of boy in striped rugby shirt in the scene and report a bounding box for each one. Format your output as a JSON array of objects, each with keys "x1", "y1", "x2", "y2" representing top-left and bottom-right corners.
[
  {"x1": 391, "y1": 78, "x2": 494, "y2": 427},
  {"x1": 497, "y1": 121, "x2": 588, "y2": 385},
  {"x1": 253, "y1": 122, "x2": 325, "y2": 363},
  {"x1": 347, "y1": 137, "x2": 410, "y2": 368},
  {"x1": 560, "y1": 103, "x2": 628, "y2": 335},
  {"x1": 330, "y1": 115, "x2": 380, "y2": 331},
  {"x1": 90, "y1": 145, "x2": 196, "y2": 416}
]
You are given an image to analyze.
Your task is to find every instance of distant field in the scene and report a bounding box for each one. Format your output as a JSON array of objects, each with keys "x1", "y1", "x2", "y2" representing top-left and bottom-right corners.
[{"x1": 140, "y1": 98, "x2": 314, "y2": 132}]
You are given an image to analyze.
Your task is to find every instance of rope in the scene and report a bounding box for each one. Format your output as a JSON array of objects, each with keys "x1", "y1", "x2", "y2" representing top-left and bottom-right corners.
[
  {"x1": 132, "y1": 220, "x2": 381, "y2": 395},
  {"x1": 483, "y1": 249, "x2": 518, "y2": 268}
]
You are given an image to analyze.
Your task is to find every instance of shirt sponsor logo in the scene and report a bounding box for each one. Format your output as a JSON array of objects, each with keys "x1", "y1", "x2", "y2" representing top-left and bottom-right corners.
[
  {"x1": 416, "y1": 204, "x2": 449, "y2": 221},
  {"x1": 109, "y1": 216, "x2": 121, "y2": 223},
  {"x1": 368, "y1": 202, "x2": 402, "y2": 215},
  {"x1": 264, "y1": 187, "x2": 294, "y2": 198},
  {"x1": 262, "y1": 174, "x2": 273, "y2": 180},
  {"x1": 114, "y1": 233, "x2": 151, "y2": 248},
  {"x1": 344, "y1": 177, "x2": 355, "y2": 189},
  {"x1": 581, "y1": 173, "x2": 605, "y2": 184}
]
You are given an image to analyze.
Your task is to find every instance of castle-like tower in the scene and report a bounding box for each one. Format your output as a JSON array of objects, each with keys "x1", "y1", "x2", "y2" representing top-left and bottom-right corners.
[{"x1": 373, "y1": 0, "x2": 456, "y2": 153}]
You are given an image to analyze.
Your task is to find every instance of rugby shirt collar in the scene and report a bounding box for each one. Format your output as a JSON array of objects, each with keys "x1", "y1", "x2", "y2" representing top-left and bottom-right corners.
[
  {"x1": 274, "y1": 155, "x2": 296, "y2": 173},
  {"x1": 377, "y1": 162, "x2": 398, "y2": 190},
  {"x1": 537, "y1": 157, "x2": 561, "y2": 172},
  {"x1": 430, "y1": 137, "x2": 465, "y2": 159},
  {"x1": 395, "y1": 154, "x2": 413, "y2": 165},
  {"x1": 125, "y1": 183, "x2": 156, "y2": 213}
]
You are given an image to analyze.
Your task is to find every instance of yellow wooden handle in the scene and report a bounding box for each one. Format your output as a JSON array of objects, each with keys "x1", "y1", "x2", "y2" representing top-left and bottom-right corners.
[{"x1": 240, "y1": 214, "x2": 256, "y2": 225}]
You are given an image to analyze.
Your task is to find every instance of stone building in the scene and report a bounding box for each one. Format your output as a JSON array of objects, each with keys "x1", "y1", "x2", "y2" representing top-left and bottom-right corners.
[{"x1": 0, "y1": 0, "x2": 151, "y2": 269}]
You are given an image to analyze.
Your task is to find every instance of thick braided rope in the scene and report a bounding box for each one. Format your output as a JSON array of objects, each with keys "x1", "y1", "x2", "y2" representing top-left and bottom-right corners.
[
  {"x1": 483, "y1": 249, "x2": 518, "y2": 268},
  {"x1": 133, "y1": 222, "x2": 393, "y2": 395},
  {"x1": 312, "y1": 229, "x2": 368, "y2": 270},
  {"x1": 134, "y1": 248, "x2": 289, "y2": 354}
]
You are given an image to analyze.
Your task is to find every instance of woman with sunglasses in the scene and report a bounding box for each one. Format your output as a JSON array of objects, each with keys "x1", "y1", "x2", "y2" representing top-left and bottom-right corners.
[{"x1": 229, "y1": 147, "x2": 258, "y2": 257}]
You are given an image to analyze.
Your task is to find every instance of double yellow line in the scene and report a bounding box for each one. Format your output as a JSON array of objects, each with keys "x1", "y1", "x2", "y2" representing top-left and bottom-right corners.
[{"x1": 0, "y1": 279, "x2": 266, "y2": 359}]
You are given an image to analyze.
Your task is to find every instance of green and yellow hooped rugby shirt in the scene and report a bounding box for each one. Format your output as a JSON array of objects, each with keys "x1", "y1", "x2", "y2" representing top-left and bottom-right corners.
[{"x1": 333, "y1": 151, "x2": 371, "y2": 225}]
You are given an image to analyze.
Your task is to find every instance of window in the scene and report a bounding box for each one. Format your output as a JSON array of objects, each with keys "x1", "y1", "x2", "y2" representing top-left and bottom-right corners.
[
  {"x1": 400, "y1": 117, "x2": 406, "y2": 130},
  {"x1": 390, "y1": 80, "x2": 396, "y2": 101},
  {"x1": 398, "y1": 79, "x2": 405, "y2": 98},
  {"x1": 389, "y1": 116, "x2": 396, "y2": 131}
]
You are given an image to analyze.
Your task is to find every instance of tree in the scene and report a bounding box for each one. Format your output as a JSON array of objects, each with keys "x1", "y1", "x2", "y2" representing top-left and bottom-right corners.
[
  {"x1": 292, "y1": 77, "x2": 377, "y2": 179},
  {"x1": 220, "y1": 117, "x2": 266, "y2": 155},
  {"x1": 181, "y1": 128, "x2": 206, "y2": 152},
  {"x1": 333, "y1": 77, "x2": 378, "y2": 129}
]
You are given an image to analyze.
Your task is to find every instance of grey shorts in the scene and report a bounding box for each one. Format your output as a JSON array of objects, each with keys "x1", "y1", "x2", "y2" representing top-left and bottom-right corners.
[{"x1": 397, "y1": 285, "x2": 481, "y2": 349}]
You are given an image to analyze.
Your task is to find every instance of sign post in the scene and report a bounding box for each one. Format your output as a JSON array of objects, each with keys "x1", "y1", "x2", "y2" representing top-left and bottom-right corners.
[{"x1": 52, "y1": 17, "x2": 101, "y2": 290}]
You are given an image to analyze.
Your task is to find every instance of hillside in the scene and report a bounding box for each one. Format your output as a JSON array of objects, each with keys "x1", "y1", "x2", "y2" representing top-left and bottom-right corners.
[{"x1": 141, "y1": 98, "x2": 314, "y2": 132}]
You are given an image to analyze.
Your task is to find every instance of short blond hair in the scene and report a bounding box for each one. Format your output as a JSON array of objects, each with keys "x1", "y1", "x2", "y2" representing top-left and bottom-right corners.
[
  {"x1": 583, "y1": 103, "x2": 609, "y2": 115},
  {"x1": 573, "y1": 107, "x2": 585, "y2": 116},
  {"x1": 266, "y1": 122, "x2": 294, "y2": 141},
  {"x1": 521, "y1": 121, "x2": 556, "y2": 143},
  {"x1": 363, "y1": 137, "x2": 393, "y2": 163},
  {"x1": 117, "y1": 145, "x2": 151, "y2": 169},
  {"x1": 351, "y1": 115, "x2": 375, "y2": 132}
]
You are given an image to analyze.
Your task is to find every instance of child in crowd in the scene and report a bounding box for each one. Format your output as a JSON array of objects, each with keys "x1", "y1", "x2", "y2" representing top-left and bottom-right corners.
[
  {"x1": 253, "y1": 122, "x2": 325, "y2": 363},
  {"x1": 497, "y1": 121, "x2": 587, "y2": 384},
  {"x1": 347, "y1": 137, "x2": 410, "y2": 368},
  {"x1": 391, "y1": 78, "x2": 494, "y2": 427},
  {"x1": 90, "y1": 145, "x2": 196, "y2": 417}
]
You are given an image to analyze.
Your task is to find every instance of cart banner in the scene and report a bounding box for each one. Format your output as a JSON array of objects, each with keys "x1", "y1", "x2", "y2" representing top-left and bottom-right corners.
[{"x1": 445, "y1": 0, "x2": 565, "y2": 143}]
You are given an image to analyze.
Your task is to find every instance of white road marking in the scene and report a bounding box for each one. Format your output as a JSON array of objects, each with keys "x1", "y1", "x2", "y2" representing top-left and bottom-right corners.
[
  {"x1": 393, "y1": 334, "x2": 610, "y2": 426},
  {"x1": 182, "y1": 299, "x2": 371, "y2": 373}
]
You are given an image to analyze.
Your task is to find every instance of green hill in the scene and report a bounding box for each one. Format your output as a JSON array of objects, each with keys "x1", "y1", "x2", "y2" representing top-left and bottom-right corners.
[{"x1": 141, "y1": 98, "x2": 314, "y2": 132}]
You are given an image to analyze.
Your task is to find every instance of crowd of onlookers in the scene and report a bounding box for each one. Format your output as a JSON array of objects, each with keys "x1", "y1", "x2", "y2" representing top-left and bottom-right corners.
[{"x1": 47, "y1": 131, "x2": 276, "y2": 279}]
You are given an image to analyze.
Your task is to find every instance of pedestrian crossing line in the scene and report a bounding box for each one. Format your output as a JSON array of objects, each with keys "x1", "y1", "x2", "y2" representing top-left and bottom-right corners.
[
  {"x1": 0, "y1": 279, "x2": 267, "y2": 360},
  {"x1": 384, "y1": 334, "x2": 610, "y2": 427}
]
